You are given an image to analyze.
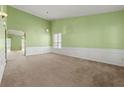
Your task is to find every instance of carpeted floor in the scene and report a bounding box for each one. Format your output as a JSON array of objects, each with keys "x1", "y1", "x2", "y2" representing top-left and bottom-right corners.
[{"x1": 1, "y1": 52, "x2": 124, "y2": 87}]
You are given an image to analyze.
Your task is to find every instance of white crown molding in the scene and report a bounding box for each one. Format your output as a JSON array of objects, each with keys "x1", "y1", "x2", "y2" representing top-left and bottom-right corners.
[{"x1": 8, "y1": 30, "x2": 24, "y2": 36}]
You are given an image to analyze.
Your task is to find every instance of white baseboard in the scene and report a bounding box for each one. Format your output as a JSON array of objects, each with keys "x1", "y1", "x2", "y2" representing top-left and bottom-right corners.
[
  {"x1": 52, "y1": 47, "x2": 124, "y2": 67},
  {"x1": 26, "y1": 47, "x2": 51, "y2": 56},
  {"x1": 0, "y1": 51, "x2": 6, "y2": 84},
  {"x1": 24, "y1": 46, "x2": 124, "y2": 67}
]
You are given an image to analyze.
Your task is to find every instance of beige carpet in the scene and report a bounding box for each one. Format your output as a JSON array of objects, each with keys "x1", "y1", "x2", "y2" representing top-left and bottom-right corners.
[{"x1": 1, "y1": 52, "x2": 124, "y2": 87}]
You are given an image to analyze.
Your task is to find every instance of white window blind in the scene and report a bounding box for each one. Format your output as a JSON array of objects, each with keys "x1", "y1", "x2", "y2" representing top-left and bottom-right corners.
[{"x1": 53, "y1": 33, "x2": 62, "y2": 48}]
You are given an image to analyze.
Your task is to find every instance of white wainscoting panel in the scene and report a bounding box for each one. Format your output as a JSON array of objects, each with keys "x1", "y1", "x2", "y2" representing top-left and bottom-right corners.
[
  {"x1": 52, "y1": 47, "x2": 124, "y2": 67},
  {"x1": 0, "y1": 50, "x2": 6, "y2": 84},
  {"x1": 26, "y1": 47, "x2": 51, "y2": 56}
]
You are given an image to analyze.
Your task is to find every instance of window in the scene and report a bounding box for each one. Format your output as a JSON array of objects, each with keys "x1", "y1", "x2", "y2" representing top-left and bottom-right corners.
[{"x1": 53, "y1": 33, "x2": 62, "y2": 48}]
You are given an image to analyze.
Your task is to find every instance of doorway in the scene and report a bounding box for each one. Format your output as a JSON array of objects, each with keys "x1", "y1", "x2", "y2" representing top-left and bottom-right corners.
[{"x1": 6, "y1": 30, "x2": 26, "y2": 60}]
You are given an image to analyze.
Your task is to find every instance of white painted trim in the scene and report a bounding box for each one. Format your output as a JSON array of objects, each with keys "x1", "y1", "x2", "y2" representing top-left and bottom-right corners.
[
  {"x1": 0, "y1": 62, "x2": 6, "y2": 84},
  {"x1": 52, "y1": 47, "x2": 124, "y2": 67},
  {"x1": 8, "y1": 30, "x2": 24, "y2": 36},
  {"x1": 7, "y1": 38, "x2": 11, "y2": 53},
  {"x1": 0, "y1": 50, "x2": 6, "y2": 84},
  {"x1": 26, "y1": 47, "x2": 51, "y2": 56}
]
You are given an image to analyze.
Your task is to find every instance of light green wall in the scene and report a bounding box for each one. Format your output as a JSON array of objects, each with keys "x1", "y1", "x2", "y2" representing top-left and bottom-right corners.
[
  {"x1": 11, "y1": 35, "x2": 22, "y2": 50},
  {"x1": 6, "y1": 6, "x2": 124, "y2": 49},
  {"x1": 7, "y1": 6, "x2": 51, "y2": 49},
  {"x1": 51, "y1": 10, "x2": 124, "y2": 49},
  {"x1": 8, "y1": 34, "x2": 22, "y2": 50}
]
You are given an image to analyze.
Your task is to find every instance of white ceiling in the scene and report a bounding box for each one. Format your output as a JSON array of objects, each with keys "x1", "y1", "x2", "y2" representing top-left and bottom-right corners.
[{"x1": 11, "y1": 5, "x2": 124, "y2": 20}]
